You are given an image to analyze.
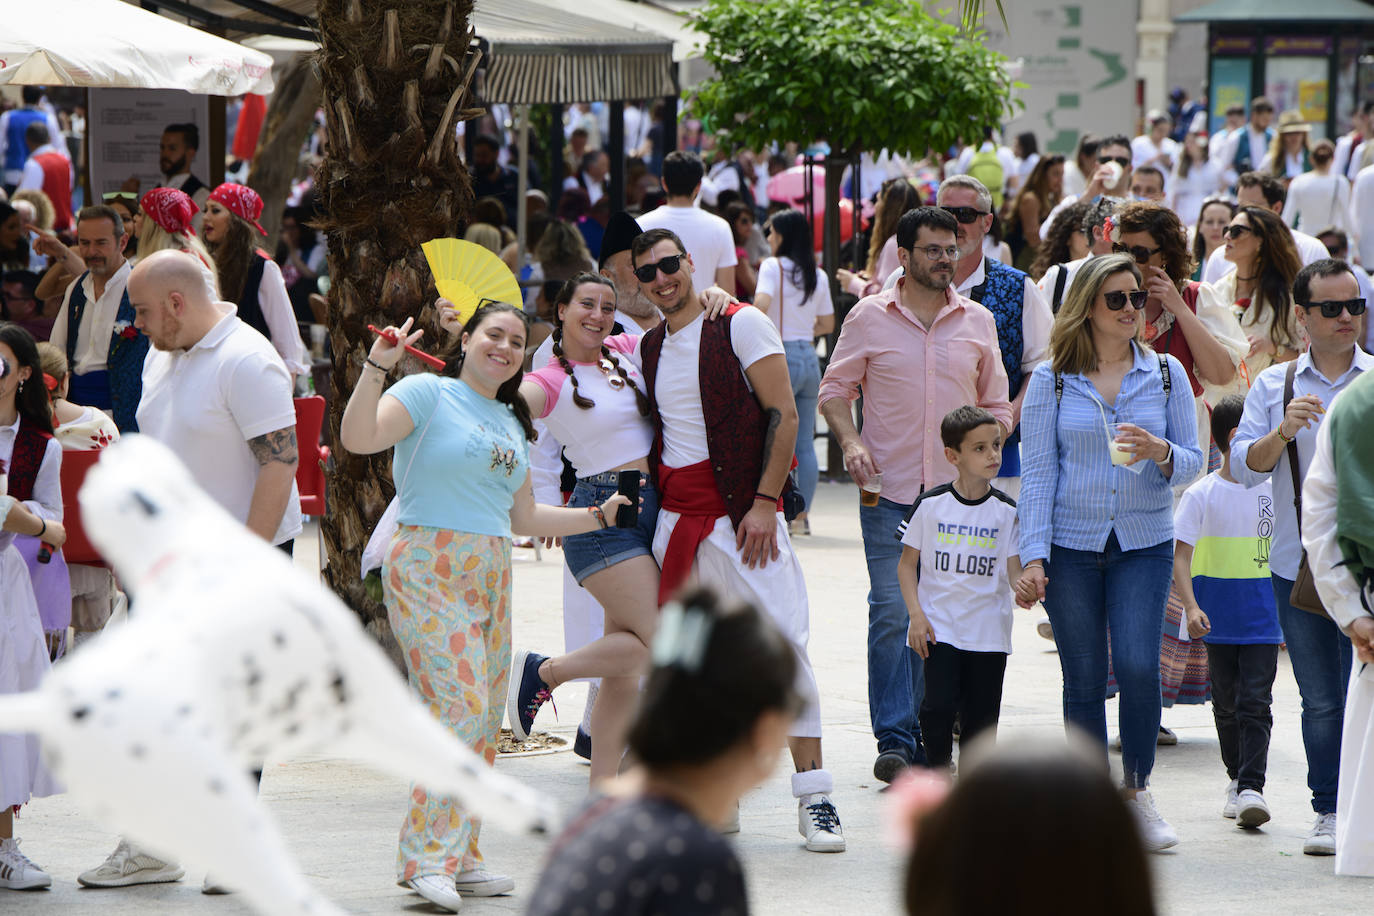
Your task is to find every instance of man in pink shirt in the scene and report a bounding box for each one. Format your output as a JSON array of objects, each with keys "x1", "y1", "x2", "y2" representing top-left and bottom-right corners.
[{"x1": 818, "y1": 206, "x2": 1011, "y2": 783}]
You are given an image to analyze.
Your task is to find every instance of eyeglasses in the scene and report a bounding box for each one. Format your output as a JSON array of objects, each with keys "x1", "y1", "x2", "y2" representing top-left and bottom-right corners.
[
  {"x1": 1103, "y1": 290, "x2": 1149, "y2": 311},
  {"x1": 1097, "y1": 155, "x2": 1131, "y2": 168},
  {"x1": 1223, "y1": 224, "x2": 1254, "y2": 240},
  {"x1": 633, "y1": 254, "x2": 684, "y2": 283},
  {"x1": 913, "y1": 245, "x2": 960, "y2": 262},
  {"x1": 1112, "y1": 242, "x2": 1162, "y2": 264},
  {"x1": 940, "y1": 206, "x2": 988, "y2": 224},
  {"x1": 1302, "y1": 298, "x2": 1367, "y2": 318}
]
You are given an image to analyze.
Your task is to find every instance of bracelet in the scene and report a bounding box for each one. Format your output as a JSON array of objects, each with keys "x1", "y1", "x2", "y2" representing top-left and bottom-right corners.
[
  {"x1": 588, "y1": 505, "x2": 608, "y2": 529},
  {"x1": 1024, "y1": 561, "x2": 1044, "y2": 570},
  {"x1": 1157, "y1": 442, "x2": 1173, "y2": 465},
  {"x1": 754, "y1": 491, "x2": 779, "y2": 504},
  {"x1": 1275, "y1": 425, "x2": 1295, "y2": 444},
  {"x1": 38, "y1": 518, "x2": 46, "y2": 540},
  {"x1": 363, "y1": 357, "x2": 387, "y2": 373}
]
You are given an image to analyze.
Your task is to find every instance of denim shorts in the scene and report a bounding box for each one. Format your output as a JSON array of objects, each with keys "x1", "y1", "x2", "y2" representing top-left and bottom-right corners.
[{"x1": 562, "y1": 471, "x2": 660, "y2": 584}]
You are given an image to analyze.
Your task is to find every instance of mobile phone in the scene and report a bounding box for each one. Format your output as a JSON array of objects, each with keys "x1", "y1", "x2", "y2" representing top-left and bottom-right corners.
[{"x1": 615, "y1": 470, "x2": 640, "y2": 528}]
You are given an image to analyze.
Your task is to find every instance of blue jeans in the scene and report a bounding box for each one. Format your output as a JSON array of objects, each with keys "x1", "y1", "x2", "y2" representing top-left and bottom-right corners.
[
  {"x1": 1273, "y1": 574, "x2": 1352, "y2": 814},
  {"x1": 860, "y1": 497, "x2": 923, "y2": 763},
  {"x1": 784, "y1": 339, "x2": 820, "y2": 512},
  {"x1": 1045, "y1": 533, "x2": 1172, "y2": 788}
]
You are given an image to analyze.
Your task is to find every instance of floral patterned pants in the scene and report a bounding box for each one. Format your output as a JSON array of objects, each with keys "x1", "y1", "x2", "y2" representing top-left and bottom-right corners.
[{"x1": 384, "y1": 525, "x2": 512, "y2": 881}]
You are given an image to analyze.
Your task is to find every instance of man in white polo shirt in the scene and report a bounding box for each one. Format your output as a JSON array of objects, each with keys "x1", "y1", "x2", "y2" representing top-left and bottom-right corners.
[
  {"x1": 76, "y1": 248, "x2": 301, "y2": 892},
  {"x1": 637, "y1": 151, "x2": 736, "y2": 293}
]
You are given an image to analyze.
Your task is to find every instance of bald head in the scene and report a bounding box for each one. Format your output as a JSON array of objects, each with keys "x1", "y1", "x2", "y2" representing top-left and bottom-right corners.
[{"x1": 129, "y1": 249, "x2": 219, "y2": 351}]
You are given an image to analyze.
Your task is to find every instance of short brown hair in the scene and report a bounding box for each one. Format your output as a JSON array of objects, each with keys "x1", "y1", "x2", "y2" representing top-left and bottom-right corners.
[
  {"x1": 630, "y1": 227, "x2": 685, "y2": 265},
  {"x1": 1115, "y1": 201, "x2": 1195, "y2": 285},
  {"x1": 76, "y1": 204, "x2": 125, "y2": 238}
]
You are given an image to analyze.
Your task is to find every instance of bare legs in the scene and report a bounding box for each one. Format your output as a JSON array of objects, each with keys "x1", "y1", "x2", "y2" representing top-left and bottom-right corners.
[
  {"x1": 789, "y1": 737, "x2": 822, "y2": 772},
  {"x1": 537, "y1": 555, "x2": 659, "y2": 783}
]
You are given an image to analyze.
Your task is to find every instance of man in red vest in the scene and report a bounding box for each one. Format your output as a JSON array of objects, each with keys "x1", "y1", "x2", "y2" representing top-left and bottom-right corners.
[
  {"x1": 631, "y1": 226, "x2": 846, "y2": 854},
  {"x1": 17, "y1": 123, "x2": 72, "y2": 232}
]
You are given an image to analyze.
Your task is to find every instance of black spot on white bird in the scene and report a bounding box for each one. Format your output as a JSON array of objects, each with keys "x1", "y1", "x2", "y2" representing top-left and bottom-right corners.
[{"x1": 71, "y1": 705, "x2": 90, "y2": 721}]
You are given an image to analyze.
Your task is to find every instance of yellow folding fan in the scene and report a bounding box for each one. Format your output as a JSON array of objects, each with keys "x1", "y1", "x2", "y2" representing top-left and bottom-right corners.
[{"x1": 420, "y1": 238, "x2": 522, "y2": 328}]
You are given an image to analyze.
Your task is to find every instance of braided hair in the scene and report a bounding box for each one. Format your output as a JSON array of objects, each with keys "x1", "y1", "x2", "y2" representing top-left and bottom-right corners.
[{"x1": 550, "y1": 273, "x2": 650, "y2": 417}]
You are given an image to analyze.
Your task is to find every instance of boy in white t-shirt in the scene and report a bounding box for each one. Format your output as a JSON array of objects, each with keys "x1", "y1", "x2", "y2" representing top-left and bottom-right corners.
[
  {"x1": 896, "y1": 406, "x2": 1023, "y2": 769},
  {"x1": 1173, "y1": 394, "x2": 1280, "y2": 829}
]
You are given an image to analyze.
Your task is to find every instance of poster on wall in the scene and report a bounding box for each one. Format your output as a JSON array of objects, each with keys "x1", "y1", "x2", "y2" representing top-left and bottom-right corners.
[
  {"x1": 87, "y1": 88, "x2": 209, "y2": 199},
  {"x1": 1209, "y1": 55, "x2": 1253, "y2": 137}
]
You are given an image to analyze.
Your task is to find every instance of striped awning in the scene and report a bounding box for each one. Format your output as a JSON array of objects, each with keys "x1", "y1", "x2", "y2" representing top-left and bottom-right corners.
[{"x1": 474, "y1": 0, "x2": 676, "y2": 104}]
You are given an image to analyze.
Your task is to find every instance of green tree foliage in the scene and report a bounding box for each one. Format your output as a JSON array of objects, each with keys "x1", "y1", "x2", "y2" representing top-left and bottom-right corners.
[{"x1": 689, "y1": 0, "x2": 1017, "y2": 163}]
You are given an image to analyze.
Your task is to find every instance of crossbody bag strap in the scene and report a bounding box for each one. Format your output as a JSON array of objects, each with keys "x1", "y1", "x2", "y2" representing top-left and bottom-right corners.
[
  {"x1": 775, "y1": 258, "x2": 784, "y2": 339},
  {"x1": 1051, "y1": 264, "x2": 1068, "y2": 314},
  {"x1": 1282, "y1": 360, "x2": 1303, "y2": 536}
]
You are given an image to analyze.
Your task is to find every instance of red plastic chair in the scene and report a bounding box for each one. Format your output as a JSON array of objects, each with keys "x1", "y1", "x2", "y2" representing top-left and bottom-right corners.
[
  {"x1": 294, "y1": 396, "x2": 330, "y2": 517},
  {"x1": 58, "y1": 449, "x2": 106, "y2": 567}
]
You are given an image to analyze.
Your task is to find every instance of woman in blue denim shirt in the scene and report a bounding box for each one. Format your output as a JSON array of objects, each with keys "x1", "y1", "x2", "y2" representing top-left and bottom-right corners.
[{"x1": 1015, "y1": 254, "x2": 1204, "y2": 851}]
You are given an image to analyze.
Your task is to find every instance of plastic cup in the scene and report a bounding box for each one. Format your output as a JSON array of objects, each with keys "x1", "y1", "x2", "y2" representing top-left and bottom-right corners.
[
  {"x1": 1102, "y1": 161, "x2": 1124, "y2": 190},
  {"x1": 1107, "y1": 423, "x2": 1145, "y2": 474},
  {"x1": 859, "y1": 473, "x2": 882, "y2": 507}
]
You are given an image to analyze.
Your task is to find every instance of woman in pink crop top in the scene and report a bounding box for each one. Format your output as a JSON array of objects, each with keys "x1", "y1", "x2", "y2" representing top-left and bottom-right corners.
[{"x1": 511, "y1": 274, "x2": 662, "y2": 785}]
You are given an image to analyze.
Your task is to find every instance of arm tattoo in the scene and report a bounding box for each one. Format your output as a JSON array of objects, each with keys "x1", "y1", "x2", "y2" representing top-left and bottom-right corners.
[
  {"x1": 761, "y1": 407, "x2": 782, "y2": 460},
  {"x1": 248, "y1": 427, "x2": 300, "y2": 467}
]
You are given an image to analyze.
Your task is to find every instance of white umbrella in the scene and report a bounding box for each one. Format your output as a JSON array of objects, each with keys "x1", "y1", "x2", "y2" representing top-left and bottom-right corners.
[{"x1": 0, "y1": 0, "x2": 275, "y2": 95}]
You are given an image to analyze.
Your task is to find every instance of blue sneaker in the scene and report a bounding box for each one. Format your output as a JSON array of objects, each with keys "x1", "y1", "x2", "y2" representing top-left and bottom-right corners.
[
  {"x1": 506, "y1": 650, "x2": 554, "y2": 740},
  {"x1": 573, "y1": 727, "x2": 592, "y2": 762}
]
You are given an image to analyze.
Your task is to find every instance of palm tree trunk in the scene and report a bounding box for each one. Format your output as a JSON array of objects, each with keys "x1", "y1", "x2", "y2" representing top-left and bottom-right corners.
[{"x1": 314, "y1": 0, "x2": 481, "y2": 652}]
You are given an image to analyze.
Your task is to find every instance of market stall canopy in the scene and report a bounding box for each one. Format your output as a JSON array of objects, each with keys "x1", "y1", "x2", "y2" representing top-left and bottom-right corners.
[
  {"x1": 1175, "y1": 0, "x2": 1374, "y2": 21},
  {"x1": 474, "y1": 0, "x2": 676, "y2": 104},
  {"x1": 0, "y1": 0, "x2": 274, "y2": 94}
]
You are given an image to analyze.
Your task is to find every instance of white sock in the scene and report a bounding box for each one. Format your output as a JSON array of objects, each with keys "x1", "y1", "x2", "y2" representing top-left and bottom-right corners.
[
  {"x1": 580, "y1": 680, "x2": 600, "y2": 733},
  {"x1": 791, "y1": 769, "x2": 834, "y2": 799}
]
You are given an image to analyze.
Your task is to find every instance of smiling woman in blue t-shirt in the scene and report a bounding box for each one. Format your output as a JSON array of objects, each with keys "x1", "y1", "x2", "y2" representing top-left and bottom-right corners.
[{"x1": 341, "y1": 300, "x2": 628, "y2": 914}]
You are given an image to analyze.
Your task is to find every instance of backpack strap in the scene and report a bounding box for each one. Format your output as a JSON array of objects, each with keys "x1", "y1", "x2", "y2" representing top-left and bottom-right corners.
[
  {"x1": 1158, "y1": 352, "x2": 1170, "y2": 403},
  {"x1": 1054, "y1": 371, "x2": 1063, "y2": 406},
  {"x1": 1051, "y1": 264, "x2": 1069, "y2": 314}
]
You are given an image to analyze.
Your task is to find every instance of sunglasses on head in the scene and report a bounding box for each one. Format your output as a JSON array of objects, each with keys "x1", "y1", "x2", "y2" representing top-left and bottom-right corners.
[
  {"x1": 633, "y1": 254, "x2": 684, "y2": 283},
  {"x1": 1097, "y1": 155, "x2": 1131, "y2": 168},
  {"x1": 1223, "y1": 224, "x2": 1253, "y2": 239},
  {"x1": 1103, "y1": 290, "x2": 1149, "y2": 311},
  {"x1": 940, "y1": 205, "x2": 988, "y2": 224},
  {"x1": 1112, "y1": 242, "x2": 1161, "y2": 264},
  {"x1": 1302, "y1": 298, "x2": 1367, "y2": 318}
]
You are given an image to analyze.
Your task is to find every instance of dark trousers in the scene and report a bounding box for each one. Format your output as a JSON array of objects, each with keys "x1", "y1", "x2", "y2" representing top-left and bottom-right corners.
[
  {"x1": 1207, "y1": 642, "x2": 1279, "y2": 792},
  {"x1": 918, "y1": 642, "x2": 1008, "y2": 767}
]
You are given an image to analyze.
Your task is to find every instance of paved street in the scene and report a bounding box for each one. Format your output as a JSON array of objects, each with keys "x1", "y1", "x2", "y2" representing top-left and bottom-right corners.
[{"x1": 7, "y1": 480, "x2": 1371, "y2": 914}]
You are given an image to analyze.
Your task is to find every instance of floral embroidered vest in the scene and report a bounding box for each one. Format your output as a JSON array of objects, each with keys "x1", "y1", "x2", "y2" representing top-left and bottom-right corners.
[{"x1": 65, "y1": 273, "x2": 148, "y2": 433}]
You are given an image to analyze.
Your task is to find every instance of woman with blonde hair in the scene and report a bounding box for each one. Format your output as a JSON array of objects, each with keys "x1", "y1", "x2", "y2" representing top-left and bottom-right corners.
[
  {"x1": 462, "y1": 222, "x2": 504, "y2": 257},
  {"x1": 1017, "y1": 253, "x2": 1203, "y2": 852},
  {"x1": 837, "y1": 178, "x2": 922, "y2": 297},
  {"x1": 136, "y1": 188, "x2": 217, "y2": 291}
]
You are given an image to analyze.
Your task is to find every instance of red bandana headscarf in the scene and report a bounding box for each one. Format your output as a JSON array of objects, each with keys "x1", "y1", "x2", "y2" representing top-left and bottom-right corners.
[
  {"x1": 139, "y1": 187, "x2": 197, "y2": 237},
  {"x1": 208, "y1": 183, "x2": 267, "y2": 236}
]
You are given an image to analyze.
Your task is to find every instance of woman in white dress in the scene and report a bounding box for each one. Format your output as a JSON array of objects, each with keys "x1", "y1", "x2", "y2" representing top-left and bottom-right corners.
[{"x1": 0, "y1": 324, "x2": 67, "y2": 893}]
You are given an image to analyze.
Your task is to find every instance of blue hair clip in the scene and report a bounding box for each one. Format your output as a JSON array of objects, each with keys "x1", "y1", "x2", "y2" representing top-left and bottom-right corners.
[{"x1": 651, "y1": 601, "x2": 713, "y2": 673}]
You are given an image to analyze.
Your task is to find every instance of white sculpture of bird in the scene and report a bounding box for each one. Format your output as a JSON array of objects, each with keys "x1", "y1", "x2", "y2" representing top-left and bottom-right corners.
[{"x1": 0, "y1": 434, "x2": 557, "y2": 916}]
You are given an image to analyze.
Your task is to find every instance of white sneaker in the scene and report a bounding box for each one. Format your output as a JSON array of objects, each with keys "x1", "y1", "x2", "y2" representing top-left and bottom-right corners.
[
  {"x1": 453, "y1": 869, "x2": 514, "y2": 897},
  {"x1": 1128, "y1": 791, "x2": 1179, "y2": 851},
  {"x1": 1304, "y1": 813, "x2": 1337, "y2": 856},
  {"x1": 1036, "y1": 617, "x2": 1055, "y2": 640},
  {"x1": 0, "y1": 837, "x2": 51, "y2": 890},
  {"x1": 77, "y1": 838, "x2": 185, "y2": 887},
  {"x1": 721, "y1": 801, "x2": 740, "y2": 835},
  {"x1": 1236, "y1": 789, "x2": 1271, "y2": 829},
  {"x1": 1222, "y1": 779, "x2": 1239, "y2": 818},
  {"x1": 798, "y1": 794, "x2": 846, "y2": 853},
  {"x1": 202, "y1": 873, "x2": 230, "y2": 894},
  {"x1": 409, "y1": 874, "x2": 462, "y2": 912}
]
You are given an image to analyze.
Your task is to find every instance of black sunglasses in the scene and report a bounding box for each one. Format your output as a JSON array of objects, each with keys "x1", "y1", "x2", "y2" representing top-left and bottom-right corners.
[
  {"x1": 941, "y1": 205, "x2": 989, "y2": 224},
  {"x1": 1097, "y1": 155, "x2": 1131, "y2": 168},
  {"x1": 1223, "y1": 224, "x2": 1253, "y2": 239},
  {"x1": 1302, "y1": 298, "x2": 1367, "y2": 318},
  {"x1": 633, "y1": 254, "x2": 684, "y2": 283},
  {"x1": 1103, "y1": 290, "x2": 1149, "y2": 311},
  {"x1": 1112, "y1": 242, "x2": 1162, "y2": 264}
]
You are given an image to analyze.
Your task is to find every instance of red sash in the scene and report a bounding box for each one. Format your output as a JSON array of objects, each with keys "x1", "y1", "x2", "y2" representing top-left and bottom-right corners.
[{"x1": 657, "y1": 460, "x2": 727, "y2": 605}]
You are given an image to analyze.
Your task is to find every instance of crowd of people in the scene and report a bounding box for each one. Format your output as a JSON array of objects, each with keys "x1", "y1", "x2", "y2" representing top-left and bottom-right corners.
[{"x1": 2, "y1": 82, "x2": 1374, "y2": 916}]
